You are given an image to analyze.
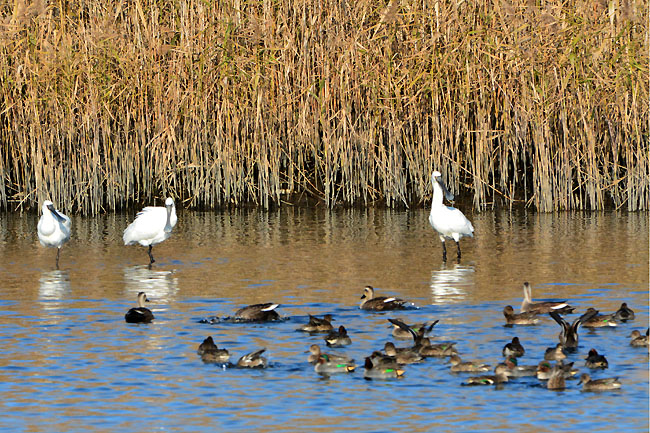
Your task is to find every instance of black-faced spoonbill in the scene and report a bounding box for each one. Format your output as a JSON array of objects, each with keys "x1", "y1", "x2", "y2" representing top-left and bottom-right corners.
[
  {"x1": 123, "y1": 197, "x2": 177, "y2": 265},
  {"x1": 428, "y1": 171, "x2": 474, "y2": 261},
  {"x1": 37, "y1": 200, "x2": 72, "y2": 268}
]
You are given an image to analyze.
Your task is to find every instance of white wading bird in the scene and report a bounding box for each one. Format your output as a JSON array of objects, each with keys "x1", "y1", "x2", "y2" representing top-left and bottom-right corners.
[
  {"x1": 123, "y1": 197, "x2": 177, "y2": 265},
  {"x1": 37, "y1": 200, "x2": 72, "y2": 268},
  {"x1": 428, "y1": 171, "x2": 474, "y2": 261}
]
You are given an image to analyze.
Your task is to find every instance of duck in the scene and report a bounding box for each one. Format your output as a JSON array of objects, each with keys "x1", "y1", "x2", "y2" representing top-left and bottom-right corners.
[
  {"x1": 298, "y1": 314, "x2": 334, "y2": 333},
  {"x1": 547, "y1": 362, "x2": 566, "y2": 390},
  {"x1": 585, "y1": 348, "x2": 608, "y2": 369},
  {"x1": 465, "y1": 364, "x2": 511, "y2": 385},
  {"x1": 314, "y1": 355, "x2": 356, "y2": 375},
  {"x1": 536, "y1": 360, "x2": 579, "y2": 380},
  {"x1": 384, "y1": 342, "x2": 423, "y2": 364},
  {"x1": 197, "y1": 336, "x2": 230, "y2": 364},
  {"x1": 630, "y1": 329, "x2": 649, "y2": 347},
  {"x1": 418, "y1": 338, "x2": 458, "y2": 357},
  {"x1": 236, "y1": 349, "x2": 268, "y2": 368},
  {"x1": 359, "y1": 286, "x2": 408, "y2": 311},
  {"x1": 503, "y1": 305, "x2": 540, "y2": 326},
  {"x1": 578, "y1": 373, "x2": 621, "y2": 391},
  {"x1": 581, "y1": 307, "x2": 617, "y2": 328},
  {"x1": 613, "y1": 302, "x2": 635, "y2": 322},
  {"x1": 503, "y1": 357, "x2": 537, "y2": 378},
  {"x1": 307, "y1": 345, "x2": 354, "y2": 365},
  {"x1": 123, "y1": 197, "x2": 177, "y2": 265},
  {"x1": 37, "y1": 200, "x2": 72, "y2": 268},
  {"x1": 448, "y1": 355, "x2": 490, "y2": 373},
  {"x1": 549, "y1": 308, "x2": 598, "y2": 349},
  {"x1": 234, "y1": 303, "x2": 281, "y2": 322},
  {"x1": 124, "y1": 292, "x2": 154, "y2": 323},
  {"x1": 520, "y1": 282, "x2": 574, "y2": 314},
  {"x1": 428, "y1": 170, "x2": 474, "y2": 261},
  {"x1": 544, "y1": 343, "x2": 567, "y2": 361},
  {"x1": 324, "y1": 325, "x2": 352, "y2": 347},
  {"x1": 502, "y1": 337, "x2": 525, "y2": 358},
  {"x1": 363, "y1": 357, "x2": 405, "y2": 380},
  {"x1": 389, "y1": 318, "x2": 438, "y2": 340}
]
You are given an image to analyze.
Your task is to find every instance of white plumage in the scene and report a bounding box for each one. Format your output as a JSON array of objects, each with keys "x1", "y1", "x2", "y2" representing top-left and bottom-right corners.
[
  {"x1": 123, "y1": 197, "x2": 177, "y2": 264},
  {"x1": 37, "y1": 200, "x2": 72, "y2": 267},
  {"x1": 428, "y1": 171, "x2": 474, "y2": 261}
]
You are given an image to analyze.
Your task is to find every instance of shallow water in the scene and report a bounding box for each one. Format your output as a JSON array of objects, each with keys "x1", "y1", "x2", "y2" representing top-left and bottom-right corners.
[{"x1": 0, "y1": 208, "x2": 648, "y2": 432}]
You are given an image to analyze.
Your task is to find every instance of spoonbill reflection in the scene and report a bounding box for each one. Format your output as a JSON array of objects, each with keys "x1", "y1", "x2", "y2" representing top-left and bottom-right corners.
[
  {"x1": 123, "y1": 197, "x2": 177, "y2": 265},
  {"x1": 37, "y1": 200, "x2": 72, "y2": 268},
  {"x1": 428, "y1": 171, "x2": 474, "y2": 261}
]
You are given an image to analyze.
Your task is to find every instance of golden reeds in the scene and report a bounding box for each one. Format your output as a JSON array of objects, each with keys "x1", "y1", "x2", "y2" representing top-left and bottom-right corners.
[{"x1": 0, "y1": 0, "x2": 647, "y2": 214}]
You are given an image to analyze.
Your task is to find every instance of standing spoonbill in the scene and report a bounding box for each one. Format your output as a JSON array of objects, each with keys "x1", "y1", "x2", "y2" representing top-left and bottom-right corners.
[
  {"x1": 428, "y1": 171, "x2": 474, "y2": 261},
  {"x1": 37, "y1": 200, "x2": 72, "y2": 268},
  {"x1": 123, "y1": 197, "x2": 177, "y2": 265}
]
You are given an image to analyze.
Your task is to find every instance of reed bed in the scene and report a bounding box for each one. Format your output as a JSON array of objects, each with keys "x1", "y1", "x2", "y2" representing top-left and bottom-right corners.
[{"x1": 0, "y1": 0, "x2": 647, "y2": 214}]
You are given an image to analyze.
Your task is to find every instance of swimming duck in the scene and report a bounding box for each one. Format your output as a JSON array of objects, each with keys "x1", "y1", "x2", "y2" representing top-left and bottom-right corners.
[
  {"x1": 536, "y1": 360, "x2": 578, "y2": 380},
  {"x1": 585, "y1": 349, "x2": 608, "y2": 369},
  {"x1": 502, "y1": 337, "x2": 525, "y2": 358},
  {"x1": 359, "y1": 286, "x2": 408, "y2": 311},
  {"x1": 546, "y1": 363, "x2": 566, "y2": 390},
  {"x1": 581, "y1": 307, "x2": 617, "y2": 328},
  {"x1": 520, "y1": 282, "x2": 574, "y2": 314},
  {"x1": 324, "y1": 325, "x2": 352, "y2": 347},
  {"x1": 549, "y1": 308, "x2": 598, "y2": 349},
  {"x1": 384, "y1": 342, "x2": 423, "y2": 364},
  {"x1": 465, "y1": 364, "x2": 511, "y2": 385},
  {"x1": 428, "y1": 170, "x2": 475, "y2": 261},
  {"x1": 630, "y1": 329, "x2": 649, "y2": 347},
  {"x1": 197, "y1": 336, "x2": 230, "y2": 364},
  {"x1": 237, "y1": 348, "x2": 268, "y2": 368},
  {"x1": 503, "y1": 305, "x2": 540, "y2": 326},
  {"x1": 612, "y1": 302, "x2": 635, "y2": 322},
  {"x1": 307, "y1": 345, "x2": 354, "y2": 365},
  {"x1": 363, "y1": 357, "x2": 405, "y2": 380},
  {"x1": 124, "y1": 292, "x2": 154, "y2": 323},
  {"x1": 314, "y1": 355, "x2": 356, "y2": 375},
  {"x1": 418, "y1": 338, "x2": 458, "y2": 357},
  {"x1": 389, "y1": 318, "x2": 438, "y2": 340},
  {"x1": 298, "y1": 314, "x2": 334, "y2": 333},
  {"x1": 448, "y1": 355, "x2": 490, "y2": 373},
  {"x1": 544, "y1": 343, "x2": 567, "y2": 361},
  {"x1": 578, "y1": 373, "x2": 621, "y2": 391},
  {"x1": 503, "y1": 357, "x2": 537, "y2": 378},
  {"x1": 234, "y1": 303, "x2": 281, "y2": 322}
]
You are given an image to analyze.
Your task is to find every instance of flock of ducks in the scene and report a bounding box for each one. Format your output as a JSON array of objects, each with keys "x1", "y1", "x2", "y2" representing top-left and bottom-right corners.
[
  {"x1": 125, "y1": 282, "x2": 647, "y2": 389},
  {"x1": 36, "y1": 172, "x2": 647, "y2": 390}
]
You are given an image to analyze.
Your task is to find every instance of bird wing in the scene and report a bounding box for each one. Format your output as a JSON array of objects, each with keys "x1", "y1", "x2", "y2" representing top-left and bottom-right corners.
[{"x1": 123, "y1": 207, "x2": 167, "y2": 244}]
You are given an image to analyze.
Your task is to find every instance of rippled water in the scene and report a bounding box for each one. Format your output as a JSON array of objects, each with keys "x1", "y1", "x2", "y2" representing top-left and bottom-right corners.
[{"x1": 0, "y1": 208, "x2": 648, "y2": 432}]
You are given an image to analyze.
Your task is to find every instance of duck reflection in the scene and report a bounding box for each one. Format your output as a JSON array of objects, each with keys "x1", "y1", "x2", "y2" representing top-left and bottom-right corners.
[
  {"x1": 38, "y1": 270, "x2": 71, "y2": 309},
  {"x1": 123, "y1": 265, "x2": 179, "y2": 302},
  {"x1": 430, "y1": 263, "x2": 474, "y2": 304}
]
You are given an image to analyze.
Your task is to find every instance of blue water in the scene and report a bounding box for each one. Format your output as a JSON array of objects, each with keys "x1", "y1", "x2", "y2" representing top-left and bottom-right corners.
[{"x1": 0, "y1": 209, "x2": 647, "y2": 432}]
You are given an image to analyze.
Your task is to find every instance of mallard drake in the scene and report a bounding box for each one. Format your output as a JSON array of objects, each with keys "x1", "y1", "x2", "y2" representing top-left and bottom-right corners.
[
  {"x1": 547, "y1": 363, "x2": 566, "y2": 390},
  {"x1": 503, "y1": 305, "x2": 540, "y2": 326},
  {"x1": 544, "y1": 343, "x2": 567, "y2": 361},
  {"x1": 418, "y1": 338, "x2": 458, "y2": 357},
  {"x1": 389, "y1": 318, "x2": 438, "y2": 340},
  {"x1": 585, "y1": 348, "x2": 608, "y2": 369},
  {"x1": 307, "y1": 344, "x2": 354, "y2": 365},
  {"x1": 502, "y1": 337, "x2": 525, "y2": 358},
  {"x1": 613, "y1": 302, "x2": 635, "y2": 322},
  {"x1": 363, "y1": 356, "x2": 405, "y2": 380},
  {"x1": 520, "y1": 282, "x2": 574, "y2": 314},
  {"x1": 549, "y1": 308, "x2": 598, "y2": 349},
  {"x1": 298, "y1": 314, "x2": 334, "y2": 333},
  {"x1": 578, "y1": 373, "x2": 621, "y2": 391},
  {"x1": 582, "y1": 308, "x2": 617, "y2": 328},
  {"x1": 449, "y1": 355, "x2": 490, "y2": 373},
  {"x1": 314, "y1": 355, "x2": 356, "y2": 375},
  {"x1": 536, "y1": 360, "x2": 578, "y2": 380},
  {"x1": 465, "y1": 364, "x2": 511, "y2": 385},
  {"x1": 125, "y1": 292, "x2": 154, "y2": 323},
  {"x1": 237, "y1": 349, "x2": 268, "y2": 368},
  {"x1": 324, "y1": 325, "x2": 352, "y2": 347},
  {"x1": 384, "y1": 342, "x2": 423, "y2": 364},
  {"x1": 234, "y1": 303, "x2": 281, "y2": 322},
  {"x1": 630, "y1": 329, "x2": 649, "y2": 347},
  {"x1": 359, "y1": 286, "x2": 408, "y2": 311},
  {"x1": 197, "y1": 336, "x2": 230, "y2": 364}
]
